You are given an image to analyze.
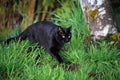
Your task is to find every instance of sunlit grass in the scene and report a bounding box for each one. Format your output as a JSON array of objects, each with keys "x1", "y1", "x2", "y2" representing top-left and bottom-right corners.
[{"x1": 0, "y1": 33, "x2": 120, "y2": 80}]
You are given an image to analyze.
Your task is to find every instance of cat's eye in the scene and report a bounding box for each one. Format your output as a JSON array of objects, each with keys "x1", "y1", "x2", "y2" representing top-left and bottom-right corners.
[
  {"x1": 62, "y1": 35, "x2": 65, "y2": 38},
  {"x1": 68, "y1": 36, "x2": 71, "y2": 38}
]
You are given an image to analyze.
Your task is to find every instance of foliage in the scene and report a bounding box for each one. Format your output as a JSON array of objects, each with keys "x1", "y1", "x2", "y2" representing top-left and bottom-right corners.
[
  {"x1": 116, "y1": 14, "x2": 120, "y2": 31},
  {"x1": 110, "y1": 33, "x2": 120, "y2": 41},
  {"x1": 51, "y1": 0, "x2": 89, "y2": 34},
  {"x1": 0, "y1": 0, "x2": 76, "y2": 40},
  {"x1": 0, "y1": 30, "x2": 120, "y2": 80}
]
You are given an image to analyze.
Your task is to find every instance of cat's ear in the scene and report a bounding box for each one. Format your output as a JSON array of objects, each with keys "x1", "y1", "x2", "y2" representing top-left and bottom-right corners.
[
  {"x1": 67, "y1": 26, "x2": 72, "y2": 32},
  {"x1": 58, "y1": 26, "x2": 63, "y2": 32}
]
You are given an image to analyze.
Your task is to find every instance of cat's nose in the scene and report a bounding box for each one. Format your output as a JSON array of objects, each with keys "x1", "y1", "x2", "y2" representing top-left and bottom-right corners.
[{"x1": 65, "y1": 39, "x2": 69, "y2": 42}]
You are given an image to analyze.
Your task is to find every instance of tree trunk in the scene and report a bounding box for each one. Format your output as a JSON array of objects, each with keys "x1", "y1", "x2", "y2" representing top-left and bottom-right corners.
[
  {"x1": 79, "y1": 0, "x2": 118, "y2": 41},
  {"x1": 28, "y1": 0, "x2": 36, "y2": 24}
]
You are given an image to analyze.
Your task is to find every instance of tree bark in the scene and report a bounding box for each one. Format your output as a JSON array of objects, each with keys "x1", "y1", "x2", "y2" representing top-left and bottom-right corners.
[
  {"x1": 79, "y1": 0, "x2": 118, "y2": 41},
  {"x1": 28, "y1": 0, "x2": 36, "y2": 24},
  {"x1": 0, "y1": 0, "x2": 22, "y2": 29}
]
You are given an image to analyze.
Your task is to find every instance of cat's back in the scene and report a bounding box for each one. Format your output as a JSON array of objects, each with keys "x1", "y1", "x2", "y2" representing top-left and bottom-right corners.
[
  {"x1": 29, "y1": 21, "x2": 58, "y2": 31},
  {"x1": 26, "y1": 21, "x2": 58, "y2": 36}
]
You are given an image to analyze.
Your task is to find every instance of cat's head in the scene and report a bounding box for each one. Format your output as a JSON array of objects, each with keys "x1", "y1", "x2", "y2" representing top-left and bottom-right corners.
[{"x1": 55, "y1": 26, "x2": 72, "y2": 44}]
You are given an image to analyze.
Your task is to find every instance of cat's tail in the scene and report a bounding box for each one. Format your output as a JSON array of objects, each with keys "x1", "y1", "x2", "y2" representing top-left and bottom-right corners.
[{"x1": 4, "y1": 31, "x2": 27, "y2": 44}]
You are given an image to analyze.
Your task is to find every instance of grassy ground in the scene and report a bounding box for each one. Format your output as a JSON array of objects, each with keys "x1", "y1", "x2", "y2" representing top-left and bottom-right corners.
[{"x1": 0, "y1": 1, "x2": 120, "y2": 80}]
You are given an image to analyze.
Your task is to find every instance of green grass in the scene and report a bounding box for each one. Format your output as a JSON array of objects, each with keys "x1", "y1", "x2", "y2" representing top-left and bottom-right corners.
[
  {"x1": 0, "y1": 0, "x2": 120, "y2": 80},
  {"x1": 0, "y1": 32, "x2": 120, "y2": 80}
]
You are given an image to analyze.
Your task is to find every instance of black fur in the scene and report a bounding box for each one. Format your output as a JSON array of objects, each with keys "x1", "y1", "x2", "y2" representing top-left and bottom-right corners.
[{"x1": 6, "y1": 21, "x2": 72, "y2": 63}]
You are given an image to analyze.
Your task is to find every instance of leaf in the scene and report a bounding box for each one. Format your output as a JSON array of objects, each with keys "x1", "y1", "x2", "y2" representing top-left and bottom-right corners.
[
  {"x1": 88, "y1": 9, "x2": 99, "y2": 21},
  {"x1": 110, "y1": 33, "x2": 120, "y2": 41}
]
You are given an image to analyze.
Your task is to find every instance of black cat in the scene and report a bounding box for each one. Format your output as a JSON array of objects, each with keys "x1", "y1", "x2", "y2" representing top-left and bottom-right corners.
[{"x1": 6, "y1": 21, "x2": 72, "y2": 63}]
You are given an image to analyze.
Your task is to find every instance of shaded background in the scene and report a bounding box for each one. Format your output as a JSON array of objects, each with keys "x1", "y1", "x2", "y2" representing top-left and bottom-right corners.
[{"x1": 0, "y1": 0, "x2": 120, "y2": 40}]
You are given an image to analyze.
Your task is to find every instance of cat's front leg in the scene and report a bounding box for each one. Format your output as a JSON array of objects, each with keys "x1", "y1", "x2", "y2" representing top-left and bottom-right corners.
[{"x1": 48, "y1": 47, "x2": 63, "y2": 63}]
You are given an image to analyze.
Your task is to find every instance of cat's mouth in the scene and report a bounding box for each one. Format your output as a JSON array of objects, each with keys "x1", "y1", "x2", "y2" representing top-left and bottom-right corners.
[
  {"x1": 62, "y1": 39, "x2": 70, "y2": 44},
  {"x1": 57, "y1": 40, "x2": 66, "y2": 44},
  {"x1": 64, "y1": 39, "x2": 70, "y2": 43}
]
